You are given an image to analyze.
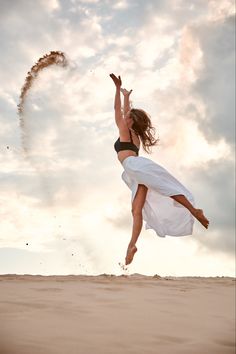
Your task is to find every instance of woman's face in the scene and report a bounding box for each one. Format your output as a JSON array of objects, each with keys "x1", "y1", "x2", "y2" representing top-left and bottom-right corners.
[{"x1": 124, "y1": 110, "x2": 134, "y2": 129}]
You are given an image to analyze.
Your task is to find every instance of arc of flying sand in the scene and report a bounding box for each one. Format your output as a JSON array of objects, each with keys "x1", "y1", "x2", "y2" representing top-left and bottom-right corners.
[
  {"x1": 17, "y1": 51, "x2": 69, "y2": 206},
  {"x1": 17, "y1": 51, "x2": 69, "y2": 155}
]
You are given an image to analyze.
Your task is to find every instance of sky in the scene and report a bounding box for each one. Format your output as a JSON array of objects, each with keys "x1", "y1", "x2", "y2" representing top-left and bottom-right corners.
[{"x1": 0, "y1": 0, "x2": 235, "y2": 277}]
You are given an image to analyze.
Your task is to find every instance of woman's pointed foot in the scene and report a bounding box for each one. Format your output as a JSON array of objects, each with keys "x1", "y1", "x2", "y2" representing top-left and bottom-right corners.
[
  {"x1": 125, "y1": 245, "x2": 137, "y2": 265},
  {"x1": 193, "y1": 209, "x2": 209, "y2": 229}
]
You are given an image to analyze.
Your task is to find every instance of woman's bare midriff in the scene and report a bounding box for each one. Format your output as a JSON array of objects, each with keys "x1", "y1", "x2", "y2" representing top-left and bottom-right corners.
[{"x1": 117, "y1": 150, "x2": 138, "y2": 164}]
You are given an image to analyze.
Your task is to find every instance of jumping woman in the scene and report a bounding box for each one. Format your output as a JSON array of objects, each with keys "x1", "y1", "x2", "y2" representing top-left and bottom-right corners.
[{"x1": 110, "y1": 73, "x2": 209, "y2": 266}]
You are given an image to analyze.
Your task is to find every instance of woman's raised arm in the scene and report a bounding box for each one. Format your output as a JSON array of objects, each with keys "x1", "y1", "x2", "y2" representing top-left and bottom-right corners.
[
  {"x1": 109, "y1": 73, "x2": 123, "y2": 127},
  {"x1": 110, "y1": 73, "x2": 122, "y2": 108}
]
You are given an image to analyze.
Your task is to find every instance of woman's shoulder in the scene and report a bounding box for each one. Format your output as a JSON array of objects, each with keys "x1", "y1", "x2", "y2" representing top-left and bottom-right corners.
[{"x1": 119, "y1": 127, "x2": 140, "y2": 147}]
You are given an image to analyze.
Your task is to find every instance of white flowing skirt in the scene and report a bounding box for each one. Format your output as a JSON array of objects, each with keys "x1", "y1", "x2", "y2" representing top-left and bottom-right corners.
[{"x1": 121, "y1": 156, "x2": 195, "y2": 238}]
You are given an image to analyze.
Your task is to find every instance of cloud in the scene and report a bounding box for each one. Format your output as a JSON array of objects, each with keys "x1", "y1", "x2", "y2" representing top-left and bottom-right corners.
[
  {"x1": 191, "y1": 13, "x2": 235, "y2": 146},
  {"x1": 186, "y1": 158, "x2": 235, "y2": 255},
  {"x1": 73, "y1": 0, "x2": 101, "y2": 4},
  {"x1": 112, "y1": 0, "x2": 130, "y2": 10}
]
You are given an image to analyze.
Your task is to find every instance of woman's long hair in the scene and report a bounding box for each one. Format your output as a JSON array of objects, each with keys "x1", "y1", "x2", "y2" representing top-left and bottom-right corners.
[{"x1": 130, "y1": 108, "x2": 159, "y2": 153}]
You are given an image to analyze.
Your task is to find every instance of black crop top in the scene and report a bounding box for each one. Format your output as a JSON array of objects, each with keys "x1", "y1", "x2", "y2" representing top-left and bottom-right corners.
[{"x1": 114, "y1": 130, "x2": 139, "y2": 155}]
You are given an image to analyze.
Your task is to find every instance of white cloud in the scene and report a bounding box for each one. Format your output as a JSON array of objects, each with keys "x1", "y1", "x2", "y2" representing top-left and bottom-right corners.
[
  {"x1": 74, "y1": 0, "x2": 101, "y2": 3},
  {"x1": 207, "y1": 0, "x2": 235, "y2": 21},
  {"x1": 112, "y1": 0, "x2": 130, "y2": 10},
  {"x1": 178, "y1": 26, "x2": 204, "y2": 84},
  {"x1": 41, "y1": 0, "x2": 60, "y2": 11},
  {"x1": 134, "y1": 16, "x2": 176, "y2": 69}
]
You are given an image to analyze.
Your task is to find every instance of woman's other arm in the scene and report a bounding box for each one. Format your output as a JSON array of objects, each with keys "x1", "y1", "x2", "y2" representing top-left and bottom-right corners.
[{"x1": 121, "y1": 88, "x2": 133, "y2": 116}]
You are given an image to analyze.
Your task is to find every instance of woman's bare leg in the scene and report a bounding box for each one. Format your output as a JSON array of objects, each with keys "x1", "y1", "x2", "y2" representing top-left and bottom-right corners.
[
  {"x1": 126, "y1": 184, "x2": 148, "y2": 265},
  {"x1": 170, "y1": 194, "x2": 209, "y2": 229}
]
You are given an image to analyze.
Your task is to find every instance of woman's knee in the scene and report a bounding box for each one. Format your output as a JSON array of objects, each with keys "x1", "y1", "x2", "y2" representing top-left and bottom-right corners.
[{"x1": 131, "y1": 208, "x2": 143, "y2": 217}]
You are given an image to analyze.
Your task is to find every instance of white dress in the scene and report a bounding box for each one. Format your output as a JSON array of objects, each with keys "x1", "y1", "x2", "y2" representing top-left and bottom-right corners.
[{"x1": 121, "y1": 156, "x2": 195, "y2": 237}]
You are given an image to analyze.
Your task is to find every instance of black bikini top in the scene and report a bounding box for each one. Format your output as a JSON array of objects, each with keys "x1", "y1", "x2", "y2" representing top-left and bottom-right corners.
[{"x1": 114, "y1": 130, "x2": 139, "y2": 155}]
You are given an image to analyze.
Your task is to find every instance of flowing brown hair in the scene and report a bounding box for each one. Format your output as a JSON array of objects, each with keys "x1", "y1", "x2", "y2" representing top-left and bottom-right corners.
[{"x1": 130, "y1": 108, "x2": 159, "y2": 153}]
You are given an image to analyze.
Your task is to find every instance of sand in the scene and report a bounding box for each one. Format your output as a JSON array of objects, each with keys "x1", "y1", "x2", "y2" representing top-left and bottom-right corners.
[{"x1": 0, "y1": 274, "x2": 235, "y2": 354}]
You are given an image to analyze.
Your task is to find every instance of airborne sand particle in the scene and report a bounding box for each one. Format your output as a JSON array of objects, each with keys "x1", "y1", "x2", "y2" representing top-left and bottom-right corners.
[
  {"x1": 16, "y1": 51, "x2": 69, "y2": 207},
  {"x1": 17, "y1": 51, "x2": 69, "y2": 155}
]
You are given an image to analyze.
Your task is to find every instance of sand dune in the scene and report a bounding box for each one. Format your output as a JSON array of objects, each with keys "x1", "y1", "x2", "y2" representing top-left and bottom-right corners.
[{"x1": 0, "y1": 274, "x2": 235, "y2": 354}]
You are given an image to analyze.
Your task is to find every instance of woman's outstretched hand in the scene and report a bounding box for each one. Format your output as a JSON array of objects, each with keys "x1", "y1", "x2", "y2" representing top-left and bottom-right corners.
[
  {"x1": 120, "y1": 88, "x2": 133, "y2": 96},
  {"x1": 110, "y1": 73, "x2": 122, "y2": 88}
]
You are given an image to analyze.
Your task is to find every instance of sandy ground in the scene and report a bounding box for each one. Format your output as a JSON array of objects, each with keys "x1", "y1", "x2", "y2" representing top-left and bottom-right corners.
[{"x1": 0, "y1": 274, "x2": 235, "y2": 354}]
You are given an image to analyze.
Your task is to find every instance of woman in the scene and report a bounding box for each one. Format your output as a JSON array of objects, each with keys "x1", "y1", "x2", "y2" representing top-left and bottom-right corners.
[{"x1": 110, "y1": 73, "x2": 209, "y2": 266}]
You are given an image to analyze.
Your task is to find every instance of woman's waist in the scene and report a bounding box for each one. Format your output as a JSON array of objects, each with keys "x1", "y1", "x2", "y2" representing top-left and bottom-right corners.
[
  {"x1": 117, "y1": 150, "x2": 137, "y2": 162},
  {"x1": 120, "y1": 154, "x2": 138, "y2": 167},
  {"x1": 121, "y1": 154, "x2": 155, "y2": 169}
]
